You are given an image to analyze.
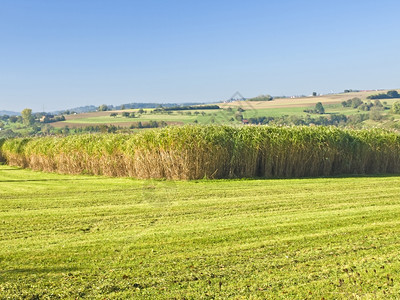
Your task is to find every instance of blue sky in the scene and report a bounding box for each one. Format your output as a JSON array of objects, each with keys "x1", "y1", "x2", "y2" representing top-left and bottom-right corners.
[{"x1": 1, "y1": 0, "x2": 400, "y2": 112}]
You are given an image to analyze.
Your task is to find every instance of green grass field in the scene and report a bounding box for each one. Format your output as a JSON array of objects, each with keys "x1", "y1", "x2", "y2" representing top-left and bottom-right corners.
[{"x1": 1, "y1": 165, "x2": 400, "y2": 298}]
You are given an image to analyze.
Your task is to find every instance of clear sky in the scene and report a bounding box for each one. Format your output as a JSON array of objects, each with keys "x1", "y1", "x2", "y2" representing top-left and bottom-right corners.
[{"x1": 1, "y1": 0, "x2": 400, "y2": 112}]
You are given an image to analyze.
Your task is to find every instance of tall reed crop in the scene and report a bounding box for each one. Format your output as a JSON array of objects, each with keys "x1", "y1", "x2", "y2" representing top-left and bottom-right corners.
[
  {"x1": 0, "y1": 138, "x2": 5, "y2": 163},
  {"x1": 1, "y1": 126, "x2": 400, "y2": 179}
]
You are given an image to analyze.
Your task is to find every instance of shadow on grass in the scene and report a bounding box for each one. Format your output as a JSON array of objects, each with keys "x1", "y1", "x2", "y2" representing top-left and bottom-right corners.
[
  {"x1": 0, "y1": 266, "x2": 80, "y2": 275},
  {"x1": 0, "y1": 178, "x2": 104, "y2": 183},
  {"x1": 204, "y1": 173, "x2": 400, "y2": 182}
]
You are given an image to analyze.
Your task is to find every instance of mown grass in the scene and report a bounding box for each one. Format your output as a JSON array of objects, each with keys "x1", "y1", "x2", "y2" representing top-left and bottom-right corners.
[{"x1": 1, "y1": 166, "x2": 400, "y2": 298}]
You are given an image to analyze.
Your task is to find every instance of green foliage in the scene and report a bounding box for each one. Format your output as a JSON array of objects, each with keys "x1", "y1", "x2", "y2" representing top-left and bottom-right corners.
[
  {"x1": 247, "y1": 94, "x2": 273, "y2": 101},
  {"x1": 341, "y1": 97, "x2": 363, "y2": 108},
  {"x1": 98, "y1": 104, "x2": 108, "y2": 111},
  {"x1": 314, "y1": 102, "x2": 325, "y2": 114},
  {"x1": 9, "y1": 116, "x2": 18, "y2": 123},
  {"x1": 374, "y1": 99, "x2": 383, "y2": 107},
  {"x1": 1, "y1": 166, "x2": 400, "y2": 298},
  {"x1": 351, "y1": 97, "x2": 363, "y2": 108},
  {"x1": 368, "y1": 90, "x2": 400, "y2": 100},
  {"x1": 155, "y1": 105, "x2": 220, "y2": 112},
  {"x1": 392, "y1": 101, "x2": 400, "y2": 114},
  {"x1": 21, "y1": 108, "x2": 33, "y2": 126},
  {"x1": 387, "y1": 90, "x2": 399, "y2": 98},
  {"x1": 369, "y1": 107, "x2": 383, "y2": 121}
]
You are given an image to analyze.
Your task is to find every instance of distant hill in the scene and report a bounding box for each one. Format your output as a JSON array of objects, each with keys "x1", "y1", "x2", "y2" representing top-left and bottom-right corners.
[
  {"x1": 115, "y1": 102, "x2": 206, "y2": 110},
  {"x1": 0, "y1": 110, "x2": 19, "y2": 116},
  {"x1": 51, "y1": 105, "x2": 98, "y2": 114},
  {"x1": 52, "y1": 103, "x2": 206, "y2": 114}
]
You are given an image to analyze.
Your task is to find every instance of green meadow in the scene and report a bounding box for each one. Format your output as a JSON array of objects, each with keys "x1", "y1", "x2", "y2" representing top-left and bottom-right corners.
[{"x1": 1, "y1": 165, "x2": 400, "y2": 298}]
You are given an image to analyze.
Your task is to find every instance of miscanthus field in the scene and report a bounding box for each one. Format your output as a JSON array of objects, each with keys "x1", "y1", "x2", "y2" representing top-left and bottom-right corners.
[{"x1": 1, "y1": 165, "x2": 400, "y2": 299}]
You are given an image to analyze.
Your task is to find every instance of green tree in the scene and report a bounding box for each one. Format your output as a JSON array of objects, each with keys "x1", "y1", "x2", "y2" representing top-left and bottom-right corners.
[
  {"x1": 351, "y1": 98, "x2": 363, "y2": 108},
  {"x1": 369, "y1": 108, "x2": 383, "y2": 121},
  {"x1": 314, "y1": 102, "x2": 325, "y2": 114},
  {"x1": 110, "y1": 113, "x2": 118, "y2": 117},
  {"x1": 138, "y1": 108, "x2": 145, "y2": 114},
  {"x1": 392, "y1": 101, "x2": 400, "y2": 114},
  {"x1": 387, "y1": 90, "x2": 399, "y2": 98},
  {"x1": 9, "y1": 116, "x2": 18, "y2": 123},
  {"x1": 98, "y1": 104, "x2": 108, "y2": 111},
  {"x1": 374, "y1": 100, "x2": 383, "y2": 108},
  {"x1": 21, "y1": 108, "x2": 34, "y2": 125}
]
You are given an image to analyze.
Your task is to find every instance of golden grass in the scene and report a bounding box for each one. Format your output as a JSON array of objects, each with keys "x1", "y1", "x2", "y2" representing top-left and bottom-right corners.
[{"x1": 1, "y1": 125, "x2": 400, "y2": 179}]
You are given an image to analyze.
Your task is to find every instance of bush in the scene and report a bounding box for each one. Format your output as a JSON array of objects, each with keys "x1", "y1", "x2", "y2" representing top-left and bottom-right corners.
[
  {"x1": 315, "y1": 102, "x2": 325, "y2": 114},
  {"x1": 392, "y1": 101, "x2": 400, "y2": 114},
  {"x1": 368, "y1": 90, "x2": 400, "y2": 100},
  {"x1": 247, "y1": 94, "x2": 273, "y2": 101}
]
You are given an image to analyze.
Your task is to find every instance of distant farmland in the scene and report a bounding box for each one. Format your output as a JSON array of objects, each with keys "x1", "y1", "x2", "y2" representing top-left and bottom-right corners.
[{"x1": 50, "y1": 89, "x2": 400, "y2": 130}]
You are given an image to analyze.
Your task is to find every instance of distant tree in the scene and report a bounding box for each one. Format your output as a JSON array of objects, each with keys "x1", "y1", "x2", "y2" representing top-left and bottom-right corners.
[
  {"x1": 235, "y1": 113, "x2": 243, "y2": 121},
  {"x1": 248, "y1": 94, "x2": 273, "y2": 101},
  {"x1": 129, "y1": 112, "x2": 135, "y2": 118},
  {"x1": 138, "y1": 108, "x2": 144, "y2": 114},
  {"x1": 9, "y1": 116, "x2": 18, "y2": 123},
  {"x1": 351, "y1": 98, "x2": 363, "y2": 108},
  {"x1": 359, "y1": 103, "x2": 370, "y2": 111},
  {"x1": 122, "y1": 112, "x2": 130, "y2": 117},
  {"x1": 98, "y1": 104, "x2": 108, "y2": 111},
  {"x1": 110, "y1": 113, "x2": 118, "y2": 117},
  {"x1": 374, "y1": 100, "x2": 383, "y2": 108},
  {"x1": 387, "y1": 90, "x2": 399, "y2": 98},
  {"x1": 370, "y1": 108, "x2": 383, "y2": 121},
  {"x1": 314, "y1": 102, "x2": 325, "y2": 114},
  {"x1": 237, "y1": 107, "x2": 245, "y2": 112},
  {"x1": 121, "y1": 105, "x2": 126, "y2": 110},
  {"x1": 392, "y1": 101, "x2": 400, "y2": 114},
  {"x1": 0, "y1": 121, "x2": 4, "y2": 129},
  {"x1": 312, "y1": 92, "x2": 317, "y2": 97},
  {"x1": 21, "y1": 108, "x2": 34, "y2": 125},
  {"x1": 368, "y1": 90, "x2": 400, "y2": 100}
]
